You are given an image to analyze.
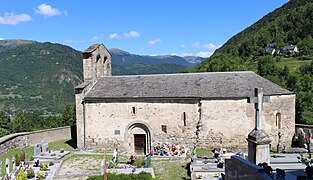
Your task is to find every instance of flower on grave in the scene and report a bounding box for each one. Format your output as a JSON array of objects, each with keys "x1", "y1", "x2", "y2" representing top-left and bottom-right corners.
[
  {"x1": 26, "y1": 168, "x2": 35, "y2": 178},
  {"x1": 51, "y1": 153, "x2": 56, "y2": 156},
  {"x1": 17, "y1": 169, "x2": 27, "y2": 180},
  {"x1": 40, "y1": 163, "x2": 49, "y2": 171},
  {"x1": 60, "y1": 148, "x2": 64, "y2": 153},
  {"x1": 37, "y1": 171, "x2": 45, "y2": 180}
]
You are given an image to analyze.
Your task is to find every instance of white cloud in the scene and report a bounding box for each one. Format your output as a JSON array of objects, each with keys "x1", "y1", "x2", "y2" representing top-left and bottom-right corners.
[
  {"x1": 202, "y1": 43, "x2": 221, "y2": 50},
  {"x1": 195, "y1": 51, "x2": 213, "y2": 58},
  {"x1": 109, "y1": 31, "x2": 140, "y2": 39},
  {"x1": 0, "y1": 12, "x2": 32, "y2": 25},
  {"x1": 109, "y1": 33, "x2": 119, "y2": 39},
  {"x1": 180, "y1": 44, "x2": 186, "y2": 48},
  {"x1": 148, "y1": 38, "x2": 161, "y2": 46},
  {"x1": 64, "y1": 39, "x2": 73, "y2": 43},
  {"x1": 0, "y1": 38, "x2": 3, "y2": 40},
  {"x1": 90, "y1": 33, "x2": 104, "y2": 42},
  {"x1": 192, "y1": 42, "x2": 200, "y2": 48},
  {"x1": 124, "y1": 31, "x2": 140, "y2": 38},
  {"x1": 171, "y1": 51, "x2": 213, "y2": 58},
  {"x1": 34, "y1": 3, "x2": 66, "y2": 17},
  {"x1": 64, "y1": 39, "x2": 85, "y2": 43}
]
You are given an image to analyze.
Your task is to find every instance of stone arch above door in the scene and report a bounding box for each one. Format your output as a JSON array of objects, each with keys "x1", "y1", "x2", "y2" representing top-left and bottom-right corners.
[{"x1": 125, "y1": 121, "x2": 152, "y2": 155}]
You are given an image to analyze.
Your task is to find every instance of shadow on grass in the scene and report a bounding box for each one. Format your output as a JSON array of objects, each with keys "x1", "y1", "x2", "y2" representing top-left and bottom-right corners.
[
  {"x1": 65, "y1": 139, "x2": 77, "y2": 149},
  {"x1": 182, "y1": 162, "x2": 191, "y2": 180}
]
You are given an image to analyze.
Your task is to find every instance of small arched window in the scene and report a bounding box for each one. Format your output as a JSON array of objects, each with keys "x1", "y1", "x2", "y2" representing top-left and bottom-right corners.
[{"x1": 276, "y1": 112, "x2": 282, "y2": 129}]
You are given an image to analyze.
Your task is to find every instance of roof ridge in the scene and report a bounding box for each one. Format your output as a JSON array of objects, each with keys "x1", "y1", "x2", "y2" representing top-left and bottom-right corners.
[{"x1": 108, "y1": 71, "x2": 255, "y2": 78}]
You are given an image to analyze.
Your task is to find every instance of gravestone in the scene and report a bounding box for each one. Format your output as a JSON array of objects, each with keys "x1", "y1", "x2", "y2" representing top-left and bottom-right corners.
[
  {"x1": 34, "y1": 144, "x2": 41, "y2": 156},
  {"x1": 5, "y1": 158, "x2": 10, "y2": 175},
  {"x1": 25, "y1": 154, "x2": 29, "y2": 164},
  {"x1": 112, "y1": 148, "x2": 117, "y2": 163},
  {"x1": 247, "y1": 88, "x2": 271, "y2": 165},
  {"x1": 100, "y1": 160, "x2": 104, "y2": 175},
  {"x1": 12, "y1": 157, "x2": 16, "y2": 172},
  {"x1": 41, "y1": 140, "x2": 49, "y2": 152},
  {"x1": 297, "y1": 128, "x2": 305, "y2": 148}
]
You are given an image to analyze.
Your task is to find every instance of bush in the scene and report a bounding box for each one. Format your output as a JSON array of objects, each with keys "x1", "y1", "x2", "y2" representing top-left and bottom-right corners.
[
  {"x1": 133, "y1": 156, "x2": 146, "y2": 168},
  {"x1": 20, "y1": 150, "x2": 26, "y2": 162},
  {"x1": 37, "y1": 171, "x2": 45, "y2": 180},
  {"x1": 17, "y1": 169, "x2": 27, "y2": 180},
  {"x1": 88, "y1": 172, "x2": 153, "y2": 180},
  {"x1": 0, "y1": 128, "x2": 10, "y2": 137},
  {"x1": 26, "y1": 168, "x2": 35, "y2": 178},
  {"x1": 40, "y1": 163, "x2": 49, "y2": 171},
  {"x1": 15, "y1": 153, "x2": 21, "y2": 166}
]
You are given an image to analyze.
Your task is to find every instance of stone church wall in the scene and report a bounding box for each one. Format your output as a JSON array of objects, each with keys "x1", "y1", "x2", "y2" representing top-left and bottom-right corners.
[
  {"x1": 197, "y1": 94, "x2": 295, "y2": 151},
  {"x1": 82, "y1": 99, "x2": 200, "y2": 152}
]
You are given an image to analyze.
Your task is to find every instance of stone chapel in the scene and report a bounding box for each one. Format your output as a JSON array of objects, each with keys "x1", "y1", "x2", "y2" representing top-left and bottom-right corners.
[{"x1": 75, "y1": 44, "x2": 295, "y2": 154}]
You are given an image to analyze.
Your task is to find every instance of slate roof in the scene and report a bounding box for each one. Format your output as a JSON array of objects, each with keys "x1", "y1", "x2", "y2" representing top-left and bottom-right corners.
[
  {"x1": 82, "y1": 44, "x2": 112, "y2": 56},
  {"x1": 84, "y1": 71, "x2": 293, "y2": 100},
  {"x1": 83, "y1": 44, "x2": 101, "y2": 54}
]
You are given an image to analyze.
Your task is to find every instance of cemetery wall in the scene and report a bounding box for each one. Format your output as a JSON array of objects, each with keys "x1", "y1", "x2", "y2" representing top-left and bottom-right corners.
[
  {"x1": 295, "y1": 124, "x2": 313, "y2": 135},
  {"x1": 225, "y1": 156, "x2": 272, "y2": 180},
  {"x1": 0, "y1": 126, "x2": 71, "y2": 156}
]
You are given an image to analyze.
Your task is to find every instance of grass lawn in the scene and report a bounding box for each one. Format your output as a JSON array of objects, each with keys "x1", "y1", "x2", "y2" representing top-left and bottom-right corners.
[
  {"x1": 276, "y1": 58, "x2": 312, "y2": 72},
  {"x1": 246, "y1": 57, "x2": 312, "y2": 72},
  {"x1": 0, "y1": 139, "x2": 74, "y2": 177},
  {"x1": 196, "y1": 148, "x2": 214, "y2": 157},
  {"x1": 151, "y1": 158, "x2": 190, "y2": 180}
]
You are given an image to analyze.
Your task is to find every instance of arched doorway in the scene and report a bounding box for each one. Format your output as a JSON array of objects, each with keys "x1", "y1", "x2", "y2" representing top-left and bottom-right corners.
[{"x1": 125, "y1": 121, "x2": 152, "y2": 155}]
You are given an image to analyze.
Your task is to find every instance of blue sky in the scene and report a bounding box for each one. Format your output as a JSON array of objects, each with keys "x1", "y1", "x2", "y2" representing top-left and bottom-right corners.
[{"x1": 0, "y1": 0, "x2": 289, "y2": 57}]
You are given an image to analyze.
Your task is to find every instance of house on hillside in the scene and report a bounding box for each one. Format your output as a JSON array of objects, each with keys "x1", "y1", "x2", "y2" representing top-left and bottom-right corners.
[
  {"x1": 282, "y1": 45, "x2": 299, "y2": 56},
  {"x1": 265, "y1": 43, "x2": 279, "y2": 56},
  {"x1": 265, "y1": 47, "x2": 276, "y2": 56}
]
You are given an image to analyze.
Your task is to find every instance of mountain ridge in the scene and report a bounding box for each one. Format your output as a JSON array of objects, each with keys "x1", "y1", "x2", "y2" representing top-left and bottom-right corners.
[{"x1": 0, "y1": 40, "x2": 205, "y2": 114}]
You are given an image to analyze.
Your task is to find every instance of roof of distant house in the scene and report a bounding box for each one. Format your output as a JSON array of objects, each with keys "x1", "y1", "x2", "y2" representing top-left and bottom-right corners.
[
  {"x1": 283, "y1": 45, "x2": 297, "y2": 51},
  {"x1": 83, "y1": 71, "x2": 293, "y2": 100}
]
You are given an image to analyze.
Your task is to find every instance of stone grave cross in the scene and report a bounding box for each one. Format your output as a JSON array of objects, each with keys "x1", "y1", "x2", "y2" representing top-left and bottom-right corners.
[
  {"x1": 249, "y1": 88, "x2": 270, "y2": 130},
  {"x1": 247, "y1": 88, "x2": 271, "y2": 165}
]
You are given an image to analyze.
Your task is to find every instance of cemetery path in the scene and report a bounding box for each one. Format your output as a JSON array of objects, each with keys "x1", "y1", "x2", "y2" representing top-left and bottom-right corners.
[{"x1": 54, "y1": 155, "x2": 102, "y2": 180}]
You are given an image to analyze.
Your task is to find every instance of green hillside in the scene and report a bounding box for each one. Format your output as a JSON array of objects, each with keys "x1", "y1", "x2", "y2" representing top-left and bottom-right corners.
[
  {"x1": 0, "y1": 41, "x2": 202, "y2": 115},
  {"x1": 0, "y1": 42, "x2": 83, "y2": 114},
  {"x1": 189, "y1": 0, "x2": 313, "y2": 124}
]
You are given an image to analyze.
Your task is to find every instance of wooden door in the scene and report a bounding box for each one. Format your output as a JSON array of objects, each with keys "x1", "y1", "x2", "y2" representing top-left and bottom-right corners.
[{"x1": 134, "y1": 134, "x2": 146, "y2": 155}]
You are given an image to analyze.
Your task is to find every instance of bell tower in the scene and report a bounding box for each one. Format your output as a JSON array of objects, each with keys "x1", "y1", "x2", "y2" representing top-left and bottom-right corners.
[{"x1": 82, "y1": 43, "x2": 112, "y2": 84}]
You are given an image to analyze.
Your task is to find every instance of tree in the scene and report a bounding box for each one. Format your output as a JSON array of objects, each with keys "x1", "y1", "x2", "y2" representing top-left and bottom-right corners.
[
  {"x1": 0, "y1": 128, "x2": 10, "y2": 137},
  {"x1": 0, "y1": 111, "x2": 11, "y2": 130},
  {"x1": 60, "y1": 105, "x2": 76, "y2": 126},
  {"x1": 257, "y1": 56, "x2": 278, "y2": 77},
  {"x1": 11, "y1": 111, "x2": 33, "y2": 133}
]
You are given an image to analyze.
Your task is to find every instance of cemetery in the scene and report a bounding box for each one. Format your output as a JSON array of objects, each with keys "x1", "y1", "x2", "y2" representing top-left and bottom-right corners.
[{"x1": 1, "y1": 130, "x2": 313, "y2": 179}]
